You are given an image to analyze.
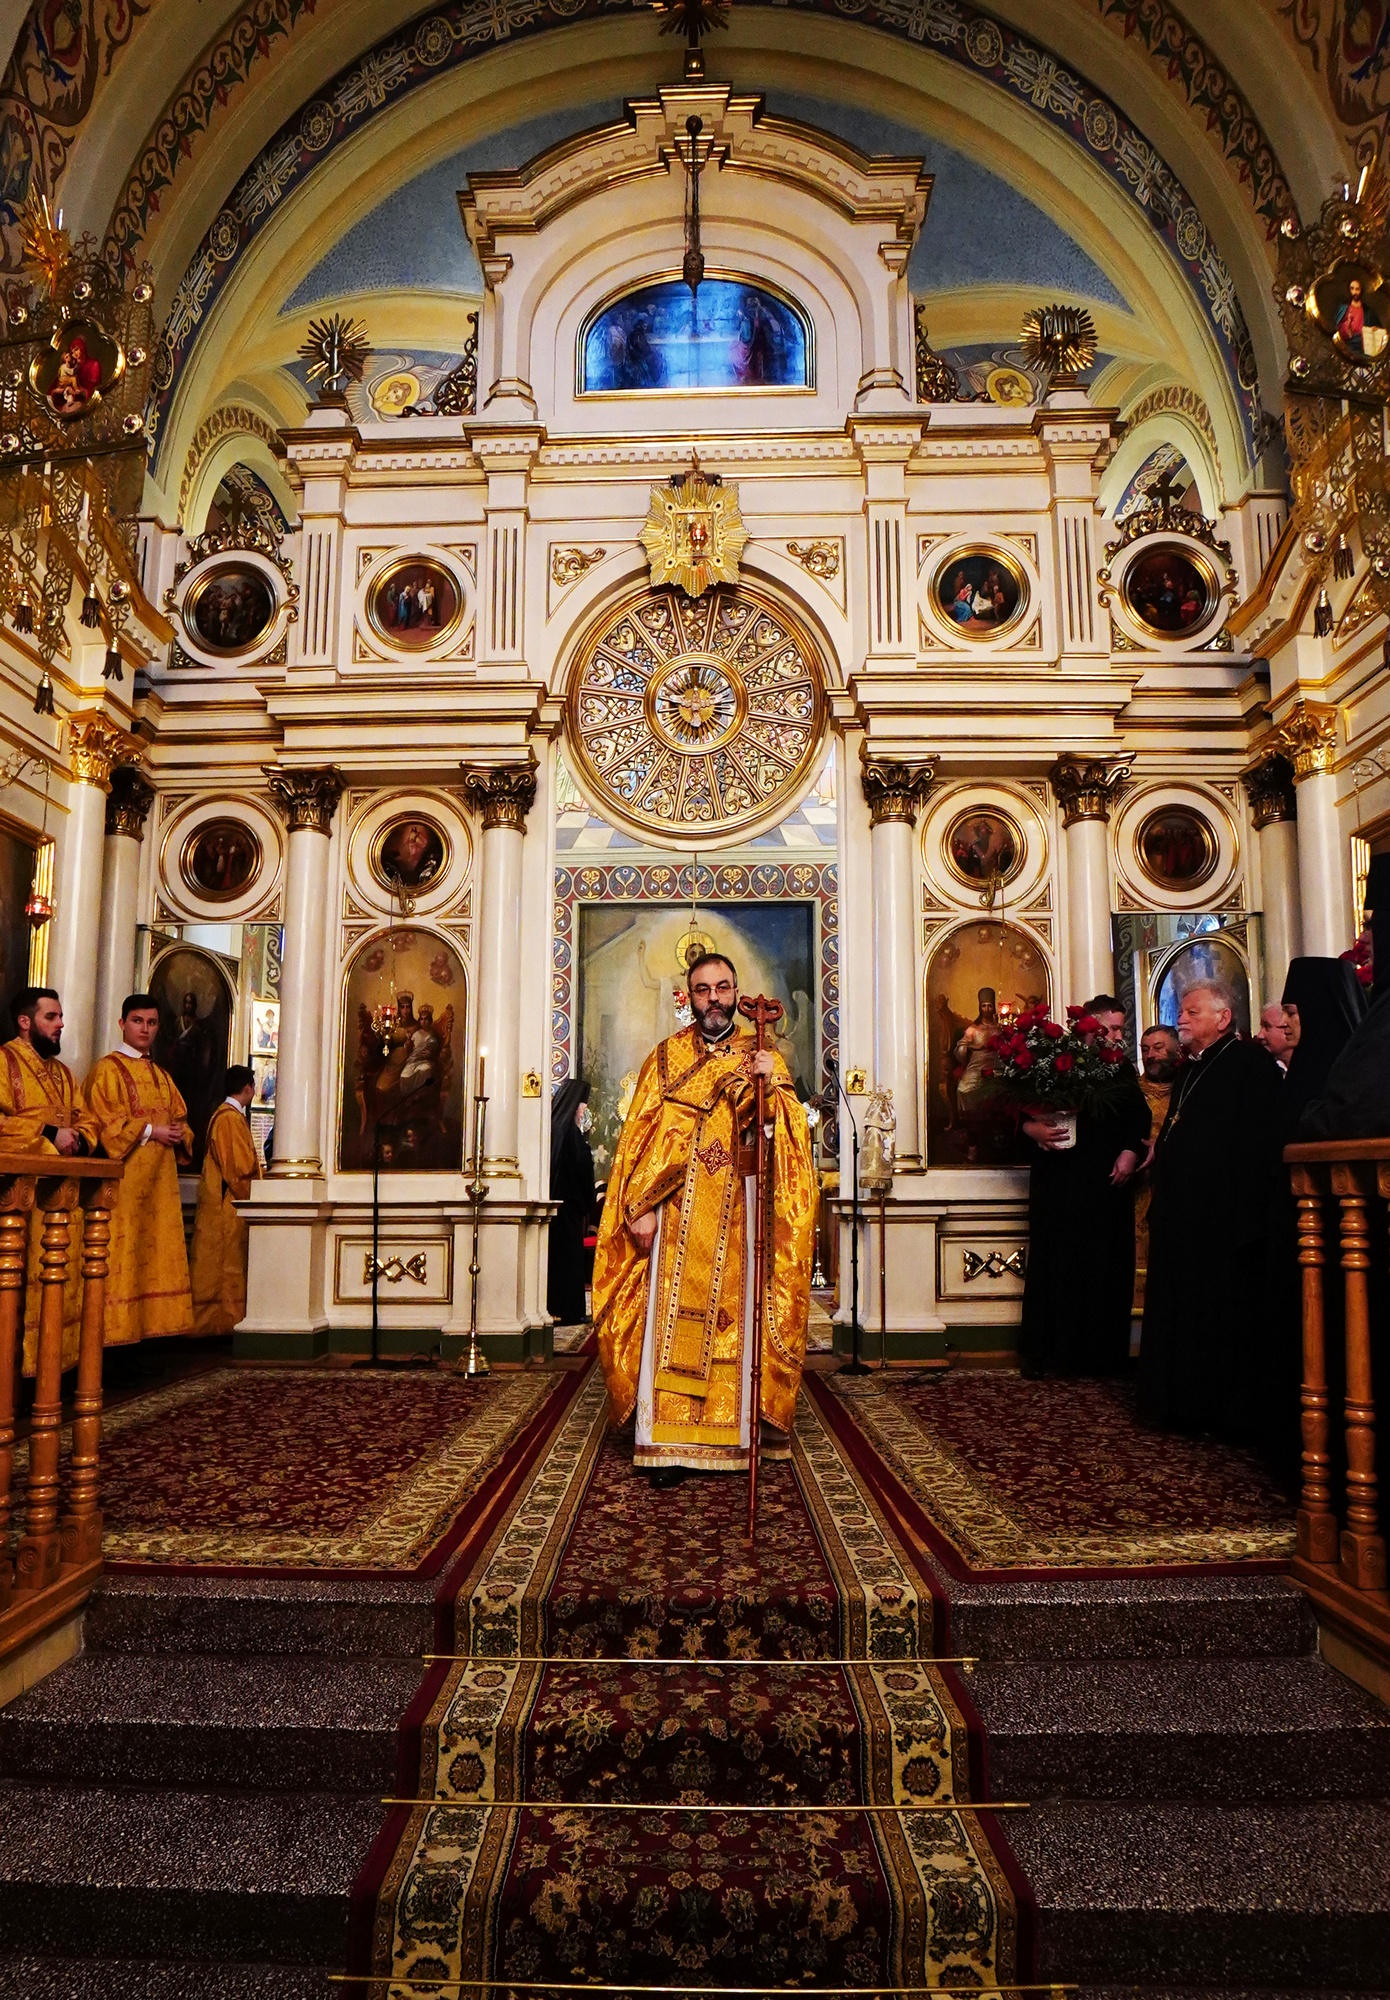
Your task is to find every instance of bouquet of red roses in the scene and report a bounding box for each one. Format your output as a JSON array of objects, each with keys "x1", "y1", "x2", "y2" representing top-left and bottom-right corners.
[{"x1": 979, "y1": 1005, "x2": 1130, "y2": 1116}]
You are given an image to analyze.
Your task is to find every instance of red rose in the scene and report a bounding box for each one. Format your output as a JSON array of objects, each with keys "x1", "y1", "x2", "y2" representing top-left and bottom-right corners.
[
  {"x1": 1014, "y1": 1051, "x2": 1035, "y2": 1070},
  {"x1": 981, "y1": 1066, "x2": 996, "y2": 1079},
  {"x1": 1075, "y1": 1014, "x2": 1100, "y2": 1035},
  {"x1": 1100, "y1": 1044, "x2": 1123, "y2": 1062},
  {"x1": 1054, "y1": 1052, "x2": 1075, "y2": 1073},
  {"x1": 1042, "y1": 1020, "x2": 1065, "y2": 1040},
  {"x1": 1066, "y1": 1005, "x2": 1083, "y2": 1019}
]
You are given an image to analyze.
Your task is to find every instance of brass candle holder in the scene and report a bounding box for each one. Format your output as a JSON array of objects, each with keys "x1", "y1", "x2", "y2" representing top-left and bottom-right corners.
[{"x1": 463, "y1": 1070, "x2": 490, "y2": 1379}]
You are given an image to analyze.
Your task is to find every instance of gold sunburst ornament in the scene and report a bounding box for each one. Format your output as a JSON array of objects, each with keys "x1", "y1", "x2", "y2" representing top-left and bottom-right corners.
[
  {"x1": 19, "y1": 193, "x2": 72, "y2": 299},
  {"x1": 1020, "y1": 303, "x2": 1098, "y2": 386},
  {"x1": 640, "y1": 463, "x2": 748, "y2": 597},
  {"x1": 298, "y1": 314, "x2": 371, "y2": 399}
]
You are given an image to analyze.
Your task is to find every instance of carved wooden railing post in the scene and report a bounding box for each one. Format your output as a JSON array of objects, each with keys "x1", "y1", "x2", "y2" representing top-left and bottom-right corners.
[
  {"x1": 0, "y1": 1184, "x2": 30, "y2": 1612},
  {"x1": 1332, "y1": 1161, "x2": 1386, "y2": 1592},
  {"x1": 14, "y1": 1179, "x2": 76, "y2": 1596},
  {"x1": 62, "y1": 1180, "x2": 116, "y2": 1570},
  {"x1": 1291, "y1": 1163, "x2": 1338, "y2": 1565}
]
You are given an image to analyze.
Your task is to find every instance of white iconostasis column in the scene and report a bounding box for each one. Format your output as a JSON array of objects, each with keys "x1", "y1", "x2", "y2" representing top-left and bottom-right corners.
[
  {"x1": 264, "y1": 766, "x2": 345, "y2": 1176},
  {"x1": 1049, "y1": 756, "x2": 1130, "y2": 1007},
  {"x1": 1242, "y1": 755, "x2": 1302, "y2": 993},
  {"x1": 93, "y1": 767, "x2": 155, "y2": 1059},
  {"x1": 49, "y1": 714, "x2": 141, "y2": 1079},
  {"x1": 461, "y1": 757, "x2": 538, "y2": 1175},
  {"x1": 859, "y1": 752, "x2": 934, "y2": 1170},
  {"x1": 1277, "y1": 702, "x2": 1353, "y2": 958}
]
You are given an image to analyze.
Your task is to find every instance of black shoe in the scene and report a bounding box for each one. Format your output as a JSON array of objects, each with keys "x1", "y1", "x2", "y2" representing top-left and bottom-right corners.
[{"x1": 647, "y1": 1466, "x2": 688, "y2": 1489}]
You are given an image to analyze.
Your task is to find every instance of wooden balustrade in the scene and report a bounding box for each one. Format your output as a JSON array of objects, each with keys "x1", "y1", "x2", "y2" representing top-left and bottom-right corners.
[
  {"x1": 0, "y1": 1153, "x2": 123, "y2": 1667},
  {"x1": 1284, "y1": 1139, "x2": 1390, "y2": 1670}
]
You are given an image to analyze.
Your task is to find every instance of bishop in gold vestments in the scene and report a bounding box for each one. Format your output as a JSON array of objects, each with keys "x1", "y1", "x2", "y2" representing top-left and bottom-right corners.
[
  {"x1": 83, "y1": 1002, "x2": 195, "y2": 1347},
  {"x1": 592, "y1": 959, "x2": 816, "y2": 1475},
  {"x1": 0, "y1": 993, "x2": 99, "y2": 1372},
  {"x1": 191, "y1": 1073, "x2": 261, "y2": 1336}
]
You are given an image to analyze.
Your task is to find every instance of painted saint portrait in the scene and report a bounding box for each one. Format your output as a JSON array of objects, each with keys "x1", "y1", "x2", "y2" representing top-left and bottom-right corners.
[
  {"x1": 582, "y1": 278, "x2": 810, "y2": 394},
  {"x1": 187, "y1": 563, "x2": 276, "y2": 655},
  {"x1": 1122, "y1": 547, "x2": 1215, "y2": 635},
  {"x1": 946, "y1": 808, "x2": 1023, "y2": 889},
  {"x1": 578, "y1": 901, "x2": 816, "y2": 1180},
  {"x1": 927, "y1": 921, "x2": 1050, "y2": 1168},
  {"x1": 148, "y1": 948, "x2": 234, "y2": 1168},
  {"x1": 1155, "y1": 936, "x2": 1250, "y2": 1037},
  {"x1": 1137, "y1": 806, "x2": 1216, "y2": 890},
  {"x1": 1310, "y1": 260, "x2": 1388, "y2": 362},
  {"x1": 370, "y1": 816, "x2": 447, "y2": 894},
  {"x1": 932, "y1": 550, "x2": 1025, "y2": 638},
  {"x1": 181, "y1": 818, "x2": 261, "y2": 901},
  {"x1": 338, "y1": 930, "x2": 465, "y2": 1173},
  {"x1": 366, "y1": 558, "x2": 461, "y2": 650},
  {"x1": 29, "y1": 317, "x2": 124, "y2": 421}
]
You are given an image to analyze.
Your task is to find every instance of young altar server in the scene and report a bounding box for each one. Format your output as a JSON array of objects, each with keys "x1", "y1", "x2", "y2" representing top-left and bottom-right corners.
[
  {"x1": 191, "y1": 1064, "x2": 261, "y2": 1336},
  {"x1": 83, "y1": 993, "x2": 194, "y2": 1347},
  {"x1": 0, "y1": 986, "x2": 98, "y2": 1371}
]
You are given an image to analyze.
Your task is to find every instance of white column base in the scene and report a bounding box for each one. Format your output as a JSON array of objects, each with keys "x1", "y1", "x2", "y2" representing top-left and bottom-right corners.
[{"x1": 238, "y1": 1180, "x2": 331, "y2": 1355}]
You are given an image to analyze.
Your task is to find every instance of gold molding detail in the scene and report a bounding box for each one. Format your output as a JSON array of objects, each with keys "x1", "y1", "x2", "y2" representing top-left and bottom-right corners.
[
  {"x1": 551, "y1": 546, "x2": 607, "y2": 589},
  {"x1": 264, "y1": 764, "x2": 346, "y2": 834},
  {"x1": 104, "y1": 766, "x2": 155, "y2": 839},
  {"x1": 460, "y1": 755, "x2": 539, "y2": 834},
  {"x1": 786, "y1": 540, "x2": 841, "y2": 581},
  {"x1": 68, "y1": 712, "x2": 141, "y2": 793},
  {"x1": 1271, "y1": 699, "x2": 1339, "y2": 781},
  {"x1": 1049, "y1": 754, "x2": 1132, "y2": 827},
  {"x1": 860, "y1": 748, "x2": 936, "y2": 827}
]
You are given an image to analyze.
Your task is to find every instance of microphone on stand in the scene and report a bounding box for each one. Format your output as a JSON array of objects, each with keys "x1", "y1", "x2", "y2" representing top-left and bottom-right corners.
[{"x1": 823, "y1": 1055, "x2": 867, "y2": 1376}]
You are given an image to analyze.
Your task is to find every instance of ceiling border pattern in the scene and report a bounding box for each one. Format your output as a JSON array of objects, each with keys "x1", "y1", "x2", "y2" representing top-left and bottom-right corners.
[{"x1": 142, "y1": 0, "x2": 1264, "y2": 468}]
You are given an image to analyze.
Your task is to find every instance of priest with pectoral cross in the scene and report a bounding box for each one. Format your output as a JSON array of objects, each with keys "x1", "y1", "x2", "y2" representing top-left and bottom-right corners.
[{"x1": 592, "y1": 952, "x2": 816, "y2": 1487}]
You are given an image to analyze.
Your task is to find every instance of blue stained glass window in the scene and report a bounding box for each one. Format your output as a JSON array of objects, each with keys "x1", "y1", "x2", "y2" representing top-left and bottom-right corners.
[{"x1": 581, "y1": 278, "x2": 811, "y2": 393}]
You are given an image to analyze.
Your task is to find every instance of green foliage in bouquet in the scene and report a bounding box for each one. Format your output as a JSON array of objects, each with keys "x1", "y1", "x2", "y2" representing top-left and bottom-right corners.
[{"x1": 979, "y1": 1005, "x2": 1132, "y2": 1113}]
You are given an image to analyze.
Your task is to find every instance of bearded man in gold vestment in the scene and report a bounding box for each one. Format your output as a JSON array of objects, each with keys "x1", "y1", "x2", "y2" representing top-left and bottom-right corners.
[
  {"x1": 192, "y1": 1064, "x2": 261, "y2": 1336},
  {"x1": 0, "y1": 987, "x2": 98, "y2": 1371},
  {"x1": 83, "y1": 994, "x2": 194, "y2": 1346},
  {"x1": 592, "y1": 952, "x2": 816, "y2": 1488}
]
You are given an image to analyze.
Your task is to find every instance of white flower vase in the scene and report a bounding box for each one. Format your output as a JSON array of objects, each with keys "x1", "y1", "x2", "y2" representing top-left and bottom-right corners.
[{"x1": 1053, "y1": 1110, "x2": 1078, "y2": 1150}]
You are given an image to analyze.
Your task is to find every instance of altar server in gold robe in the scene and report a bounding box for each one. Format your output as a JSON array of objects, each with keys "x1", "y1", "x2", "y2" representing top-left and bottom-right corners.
[
  {"x1": 0, "y1": 986, "x2": 99, "y2": 1371},
  {"x1": 83, "y1": 994, "x2": 194, "y2": 1347},
  {"x1": 592, "y1": 951, "x2": 816, "y2": 1487},
  {"x1": 191, "y1": 1065, "x2": 260, "y2": 1336}
]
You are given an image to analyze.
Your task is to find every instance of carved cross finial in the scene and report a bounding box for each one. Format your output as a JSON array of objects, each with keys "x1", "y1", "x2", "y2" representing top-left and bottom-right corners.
[{"x1": 737, "y1": 992, "x2": 784, "y2": 1050}]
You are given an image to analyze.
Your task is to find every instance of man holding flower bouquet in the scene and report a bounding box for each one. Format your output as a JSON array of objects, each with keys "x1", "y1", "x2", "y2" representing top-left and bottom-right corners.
[{"x1": 981, "y1": 995, "x2": 1151, "y2": 1378}]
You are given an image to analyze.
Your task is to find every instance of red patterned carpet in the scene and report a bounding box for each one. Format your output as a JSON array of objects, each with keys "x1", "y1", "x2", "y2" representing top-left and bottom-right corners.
[
  {"x1": 76, "y1": 1366, "x2": 574, "y2": 1573},
  {"x1": 351, "y1": 1370, "x2": 1028, "y2": 1993},
  {"x1": 820, "y1": 1371, "x2": 1295, "y2": 1576}
]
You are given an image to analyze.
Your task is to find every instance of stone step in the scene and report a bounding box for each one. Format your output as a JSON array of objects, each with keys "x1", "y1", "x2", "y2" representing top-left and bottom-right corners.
[
  {"x1": 945, "y1": 1572, "x2": 1316, "y2": 1662},
  {"x1": 1007, "y1": 1799, "x2": 1390, "y2": 1986},
  {"x1": 86, "y1": 1572, "x2": 437, "y2": 1660},
  {"x1": 0, "y1": 1782, "x2": 382, "y2": 1963},
  {"x1": 0, "y1": 1959, "x2": 332, "y2": 1998},
  {"x1": 0, "y1": 1653, "x2": 422, "y2": 1793},
  {"x1": 969, "y1": 1653, "x2": 1390, "y2": 1801}
]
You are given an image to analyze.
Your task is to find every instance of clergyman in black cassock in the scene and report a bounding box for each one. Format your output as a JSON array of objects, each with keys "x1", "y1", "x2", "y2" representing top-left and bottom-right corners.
[
  {"x1": 1018, "y1": 1000, "x2": 1152, "y2": 1378},
  {"x1": 547, "y1": 1077, "x2": 596, "y2": 1327},
  {"x1": 1138, "y1": 982, "x2": 1284, "y2": 1441}
]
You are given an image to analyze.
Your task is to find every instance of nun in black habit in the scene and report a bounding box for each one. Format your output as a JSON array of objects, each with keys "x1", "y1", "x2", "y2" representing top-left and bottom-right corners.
[{"x1": 547, "y1": 1078, "x2": 596, "y2": 1327}]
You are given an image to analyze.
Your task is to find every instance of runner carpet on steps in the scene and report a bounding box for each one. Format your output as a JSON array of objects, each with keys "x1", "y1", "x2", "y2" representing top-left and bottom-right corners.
[{"x1": 350, "y1": 1367, "x2": 1028, "y2": 1993}]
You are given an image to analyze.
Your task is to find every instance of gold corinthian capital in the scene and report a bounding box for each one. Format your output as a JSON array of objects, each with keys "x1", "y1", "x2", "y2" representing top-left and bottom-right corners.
[
  {"x1": 263, "y1": 764, "x2": 346, "y2": 834},
  {"x1": 1240, "y1": 753, "x2": 1297, "y2": 829},
  {"x1": 1048, "y1": 753, "x2": 1133, "y2": 827},
  {"x1": 461, "y1": 753, "x2": 539, "y2": 833},
  {"x1": 1271, "y1": 699, "x2": 1339, "y2": 782},
  {"x1": 859, "y1": 748, "x2": 936, "y2": 827},
  {"x1": 68, "y1": 712, "x2": 143, "y2": 794}
]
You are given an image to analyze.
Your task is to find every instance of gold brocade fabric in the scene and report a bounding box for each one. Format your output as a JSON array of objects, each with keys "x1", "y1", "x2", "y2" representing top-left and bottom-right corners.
[
  {"x1": 1133, "y1": 1075, "x2": 1172, "y2": 1313},
  {"x1": 0, "y1": 1038, "x2": 99, "y2": 1373},
  {"x1": 191, "y1": 1103, "x2": 262, "y2": 1337},
  {"x1": 592, "y1": 1024, "x2": 816, "y2": 1444},
  {"x1": 83, "y1": 1053, "x2": 194, "y2": 1346}
]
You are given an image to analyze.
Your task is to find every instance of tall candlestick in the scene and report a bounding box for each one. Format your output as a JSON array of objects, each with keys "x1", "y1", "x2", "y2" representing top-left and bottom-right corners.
[{"x1": 478, "y1": 1046, "x2": 487, "y2": 1099}]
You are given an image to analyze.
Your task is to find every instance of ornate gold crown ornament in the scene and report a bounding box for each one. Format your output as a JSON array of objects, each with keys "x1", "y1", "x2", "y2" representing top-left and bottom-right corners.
[
  {"x1": 1019, "y1": 304, "x2": 1098, "y2": 387},
  {"x1": 640, "y1": 461, "x2": 748, "y2": 597}
]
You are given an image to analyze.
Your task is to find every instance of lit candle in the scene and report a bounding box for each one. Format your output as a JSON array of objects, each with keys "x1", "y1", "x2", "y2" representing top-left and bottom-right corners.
[{"x1": 478, "y1": 1046, "x2": 487, "y2": 1098}]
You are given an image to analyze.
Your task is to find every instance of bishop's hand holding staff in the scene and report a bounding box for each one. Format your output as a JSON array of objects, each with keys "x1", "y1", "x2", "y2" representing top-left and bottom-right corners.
[{"x1": 592, "y1": 951, "x2": 816, "y2": 1489}]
